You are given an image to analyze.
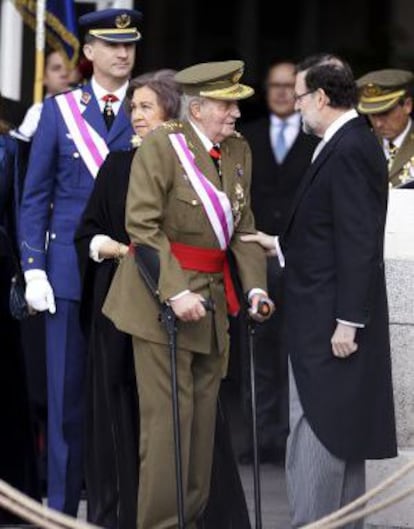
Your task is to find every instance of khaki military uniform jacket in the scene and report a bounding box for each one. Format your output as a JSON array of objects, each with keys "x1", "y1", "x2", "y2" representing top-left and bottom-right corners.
[
  {"x1": 103, "y1": 120, "x2": 266, "y2": 355},
  {"x1": 389, "y1": 123, "x2": 414, "y2": 187}
]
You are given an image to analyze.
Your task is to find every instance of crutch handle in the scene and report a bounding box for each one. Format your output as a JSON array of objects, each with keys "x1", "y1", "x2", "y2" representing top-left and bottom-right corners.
[
  {"x1": 201, "y1": 298, "x2": 215, "y2": 312},
  {"x1": 249, "y1": 296, "x2": 275, "y2": 322},
  {"x1": 257, "y1": 297, "x2": 274, "y2": 317}
]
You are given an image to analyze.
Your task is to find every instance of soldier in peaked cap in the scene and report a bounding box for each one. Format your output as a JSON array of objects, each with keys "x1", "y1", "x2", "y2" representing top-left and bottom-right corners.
[
  {"x1": 103, "y1": 60, "x2": 273, "y2": 529},
  {"x1": 19, "y1": 7, "x2": 142, "y2": 521},
  {"x1": 357, "y1": 68, "x2": 414, "y2": 187}
]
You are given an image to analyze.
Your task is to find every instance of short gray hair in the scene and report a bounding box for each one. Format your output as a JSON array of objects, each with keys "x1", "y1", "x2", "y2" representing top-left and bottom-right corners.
[{"x1": 180, "y1": 94, "x2": 206, "y2": 120}]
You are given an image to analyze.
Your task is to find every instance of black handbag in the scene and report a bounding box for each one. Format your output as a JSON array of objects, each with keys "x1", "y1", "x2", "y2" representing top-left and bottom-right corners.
[
  {"x1": 9, "y1": 267, "x2": 30, "y2": 320},
  {"x1": 0, "y1": 226, "x2": 30, "y2": 320}
]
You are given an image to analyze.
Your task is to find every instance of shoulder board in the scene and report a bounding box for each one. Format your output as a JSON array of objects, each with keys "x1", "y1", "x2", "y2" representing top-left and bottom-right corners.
[
  {"x1": 161, "y1": 120, "x2": 184, "y2": 133},
  {"x1": 232, "y1": 130, "x2": 244, "y2": 139},
  {"x1": 54, "y1": 86, "x2": 83, "y2": 103}
]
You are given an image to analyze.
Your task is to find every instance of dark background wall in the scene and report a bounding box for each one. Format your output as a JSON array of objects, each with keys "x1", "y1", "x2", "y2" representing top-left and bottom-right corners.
[{"x1": 19, "y1": 0, "x2": 414, "y2": 119}]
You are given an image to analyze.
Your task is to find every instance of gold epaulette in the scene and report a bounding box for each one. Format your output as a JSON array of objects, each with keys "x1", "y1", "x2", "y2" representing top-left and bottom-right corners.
[
  {"x1": 232, "y1": 130, "x2": 244, "y2": 139},
  {"x1": 162, "y1": 120, "x2": 184, "y2": 132}
]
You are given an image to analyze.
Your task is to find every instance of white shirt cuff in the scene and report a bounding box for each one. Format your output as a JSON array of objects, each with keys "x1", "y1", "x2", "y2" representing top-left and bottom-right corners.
[
  {"x1": 89, "y1": 234, "x2": 112, "y2": 262},
  {"x1": 169, "y1": 289, "x2": 191, "y2": 301},
  {"x1": 24, "y1": 269, "x2": 47, "y2": 282},
  {"x1": 336, "y1": 318, "x2": 365, "y2": 328},
  {"x1": 248, "y1": 288, "x2": 267, "y2": 302},
  {"x1": 274, "y1": 236, "x2": 285, "y2": 268},
  {"x1": 9, "y1": 129, "x2": 31, "y2": 142}
]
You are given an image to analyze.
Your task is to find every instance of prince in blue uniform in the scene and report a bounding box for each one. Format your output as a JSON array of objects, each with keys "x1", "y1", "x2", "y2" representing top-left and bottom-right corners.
[{"x1": 19, "y1": 8, "x2": 142, "y2": 515}]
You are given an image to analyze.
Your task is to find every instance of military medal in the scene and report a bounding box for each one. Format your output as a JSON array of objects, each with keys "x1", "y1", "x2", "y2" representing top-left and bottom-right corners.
[{"x1": 80, "y1": 91, "x2": 91, "y2": 105}]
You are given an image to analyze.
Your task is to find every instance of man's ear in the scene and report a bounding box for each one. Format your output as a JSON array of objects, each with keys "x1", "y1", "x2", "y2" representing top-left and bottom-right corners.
[
  {"x1": 318, "y1": 88, "x2": 330, "y2": 108},
  {"x1": 83, "y1": 43, "x2": 93, "y2": 62},
  {"x1": 403, "y1": 97, "x2": 413, "y2": 115},
  {"x1": 189, "y1": 100, "x2": 201, "y2": 120}
]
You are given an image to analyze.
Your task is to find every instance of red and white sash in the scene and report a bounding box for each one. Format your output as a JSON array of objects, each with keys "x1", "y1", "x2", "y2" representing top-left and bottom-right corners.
[
  {"x1": 169, "y1": 133, "x2": 234, "y2": 250},
  {"x1": 55, "y1": 89, "x2": 109, "y2": 178}
]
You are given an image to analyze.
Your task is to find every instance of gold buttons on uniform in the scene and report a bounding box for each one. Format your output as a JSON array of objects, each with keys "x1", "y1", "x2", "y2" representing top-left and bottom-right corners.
[
  {"x1": 28, "y1": 257, "x2": 34, "y2": 264},
  {"x1": 50, "y1": 233, "x2": 56, "y2": 240},
  {"x1": 191, "y1": 199, "x2": 198, "y2": 206},
  {"x1": 73, "y1": 152, "x2": 80, "y2": 159}
]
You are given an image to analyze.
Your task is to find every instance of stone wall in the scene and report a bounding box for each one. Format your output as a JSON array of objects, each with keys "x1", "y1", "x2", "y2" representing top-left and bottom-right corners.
[{"x1": 366, "y1": 190, "x2": 414, "y2": 529}]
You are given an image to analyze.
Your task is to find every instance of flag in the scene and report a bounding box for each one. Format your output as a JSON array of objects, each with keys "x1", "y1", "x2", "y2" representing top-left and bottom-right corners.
[{"x1": 13, "y1": 0, "x2": 80, "y2": 67}]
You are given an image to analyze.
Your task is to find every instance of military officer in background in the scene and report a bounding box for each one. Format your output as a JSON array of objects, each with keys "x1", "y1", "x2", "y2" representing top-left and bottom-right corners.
[
  {"x1": 19, "y1": 8, "x2": 142, "y2": 515},
  {"x1": 357, "y1": 68, "x2": 414, "y2": 188},
  {"x1": 103, "y1": 60, "x2": 272, "y2": 529}
]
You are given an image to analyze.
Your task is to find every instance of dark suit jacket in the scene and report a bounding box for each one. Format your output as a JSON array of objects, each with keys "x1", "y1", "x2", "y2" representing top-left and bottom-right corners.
[
  {"x1": 241, "y1": 116, "x2": 319, "y2": 235},
  {"x1": 282, "y1": 116, "x2": 397, "y2": 460}
]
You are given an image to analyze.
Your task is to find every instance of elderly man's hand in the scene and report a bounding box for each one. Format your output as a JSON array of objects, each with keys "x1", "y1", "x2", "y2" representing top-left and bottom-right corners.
[
  {"x1": 240, "y1": 231, "x2": 277, "y2": 256},
  {"x1": 170, "y1": 292, "x2": 207, "y2": 322},
  {"x1": 248, "y1": 293, "x2": 275, "y2": 323},
  {"x1": 331, "y1": 322, "x2": 358, "y2": 358}
]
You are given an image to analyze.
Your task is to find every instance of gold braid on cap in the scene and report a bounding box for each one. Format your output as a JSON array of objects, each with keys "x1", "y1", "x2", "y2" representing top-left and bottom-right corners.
[{"x1": 360, "y1": 88, "x2": 406, "y2": 104}]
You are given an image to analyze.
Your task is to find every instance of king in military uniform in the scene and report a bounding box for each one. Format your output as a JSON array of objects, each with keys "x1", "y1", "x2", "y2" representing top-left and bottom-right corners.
[
  {"x1": 19, "y1": 8, "x2": 142, "y2": 516},
  {"x1": 103, "y1": 60, "x2": 272, "y2": 529},
  {"x1": 357, "y1": 68, "x2": 414, "y2": 188}
]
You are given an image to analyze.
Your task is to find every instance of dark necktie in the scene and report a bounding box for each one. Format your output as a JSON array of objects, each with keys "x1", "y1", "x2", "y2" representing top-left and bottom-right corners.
[
  {"x1": 209, "y1": 144, "x2": 221, "y2": 175},
  {"x1": 102, "y1": 94, "x2": 119, "y2": 130}
]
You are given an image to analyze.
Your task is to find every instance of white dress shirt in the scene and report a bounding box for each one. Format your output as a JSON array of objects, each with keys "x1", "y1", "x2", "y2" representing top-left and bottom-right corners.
[{"x1": 91, "y1": 77, "x2": 128, "y2": 116}]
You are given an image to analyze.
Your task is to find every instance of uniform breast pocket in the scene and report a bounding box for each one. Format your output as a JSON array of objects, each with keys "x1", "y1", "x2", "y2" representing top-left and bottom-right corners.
[
  {"x1": 170, "y1": 188, "x2": 207, "y2": 234},
  {"x1": 59, "y1": 145, "x2": 88, "y2": 188}
]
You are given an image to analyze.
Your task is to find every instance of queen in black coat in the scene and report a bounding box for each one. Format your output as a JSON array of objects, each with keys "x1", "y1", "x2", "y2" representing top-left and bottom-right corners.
[{"x1": 75, "y1": 71, "x2": 251, "y2": 529}]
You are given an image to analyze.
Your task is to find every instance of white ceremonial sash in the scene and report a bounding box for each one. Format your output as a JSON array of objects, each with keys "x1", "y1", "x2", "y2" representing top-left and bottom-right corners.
[
  {"x1": 169, "y1": 133, "x2": 234, "y2": 250},
  {"x1": 56, "y1": 90, "x2": 109, "y2": 178}
]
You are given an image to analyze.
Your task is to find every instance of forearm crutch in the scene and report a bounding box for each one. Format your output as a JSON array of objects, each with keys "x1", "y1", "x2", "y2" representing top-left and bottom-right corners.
[
  {"x1": 247, "y1": 299, "x2": 273, "y2": 529},
  {"x1": 133, "y1": 245, "x2": 185, "y2": 528}
]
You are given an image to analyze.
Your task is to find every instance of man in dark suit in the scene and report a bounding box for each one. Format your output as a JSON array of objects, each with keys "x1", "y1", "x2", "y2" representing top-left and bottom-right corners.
[
  {"x1": 19, "y1": 8, "x2": 142, "y2": 516},
  {"x1": 239, "y1": 60, "x2": 318, "y2": 464},
  {"x1": 242, "y1": 54, "x2": 397, "y2": 527}
]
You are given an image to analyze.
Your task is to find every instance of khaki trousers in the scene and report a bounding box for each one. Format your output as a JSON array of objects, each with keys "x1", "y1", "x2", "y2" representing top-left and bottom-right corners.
[{"x1": 132, "y1": 337, "x2": 225, "y2": 529}]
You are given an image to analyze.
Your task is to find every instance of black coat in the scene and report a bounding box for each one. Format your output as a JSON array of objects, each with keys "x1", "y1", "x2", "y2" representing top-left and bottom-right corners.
[
  {"x1": 241, "y1": 116, "x2": 319, "y2": 235},
  {"x1": 281, "y1": 116, "x2": 397, "y2": 461},
  {"x1": 0, "y1": 135, "x2": 40, "y2": 524}
]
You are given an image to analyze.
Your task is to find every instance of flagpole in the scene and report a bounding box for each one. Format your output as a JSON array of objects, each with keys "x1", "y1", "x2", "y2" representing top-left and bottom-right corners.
[{"x1": 33, "y1": 0, "x2": 46, "y2": 103}]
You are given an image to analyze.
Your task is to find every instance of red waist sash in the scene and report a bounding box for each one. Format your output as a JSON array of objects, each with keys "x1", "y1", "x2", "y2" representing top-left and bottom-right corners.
[{"x1": 170, "y1": 241, "x2": 240, "y2": 316}]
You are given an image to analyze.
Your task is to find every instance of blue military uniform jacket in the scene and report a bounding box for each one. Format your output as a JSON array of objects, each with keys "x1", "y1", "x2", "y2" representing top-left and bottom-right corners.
[{"x1": 19, "y1": 82, "x2": 133, "y2": 300}]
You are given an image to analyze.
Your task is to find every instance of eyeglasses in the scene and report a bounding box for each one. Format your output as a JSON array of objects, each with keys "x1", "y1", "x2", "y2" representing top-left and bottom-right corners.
[
  {"x1": 267, "y1": 82, "x2": 295, "y2": 91},
  {"x1": 293, "y1": 89, "x2": 315, "y2": 103}
]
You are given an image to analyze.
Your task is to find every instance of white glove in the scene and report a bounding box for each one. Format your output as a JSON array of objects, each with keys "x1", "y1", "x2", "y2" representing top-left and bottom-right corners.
[
  {"x1": 17, "y1": 103, "x2": 43, "y2": 140},
  {"x1": 24, "y1": 269, "x2": 56, "y2": 314}
]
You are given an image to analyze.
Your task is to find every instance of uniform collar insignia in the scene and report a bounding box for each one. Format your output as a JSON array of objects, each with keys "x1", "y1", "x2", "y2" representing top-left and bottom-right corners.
[{"x1": 81, "y1": 91, "x2": 92, "y2": 105}]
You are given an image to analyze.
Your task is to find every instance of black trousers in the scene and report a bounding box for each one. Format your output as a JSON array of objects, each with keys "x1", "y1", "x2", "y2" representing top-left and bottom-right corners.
[{"x1": 0, "y1": 255, "x2": 40, "y2": 525}]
